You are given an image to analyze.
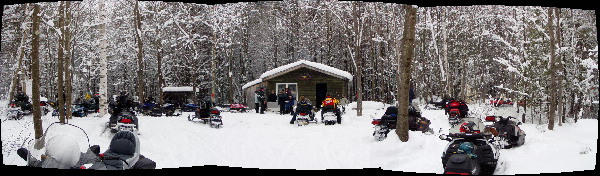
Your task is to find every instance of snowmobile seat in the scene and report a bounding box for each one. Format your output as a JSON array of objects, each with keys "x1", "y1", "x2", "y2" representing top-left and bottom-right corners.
[
  {"x1": 384, "y1": 106, "x2": 398, "y2": 116},
  {"x1": 380, "y1": 115, "x2": 397, "y2": 127}
]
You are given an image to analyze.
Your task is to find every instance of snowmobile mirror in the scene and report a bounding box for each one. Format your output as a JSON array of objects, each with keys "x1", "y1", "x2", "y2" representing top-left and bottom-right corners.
[{"x1": 439, "y1": 134, "x2": 448, "y2": 140}]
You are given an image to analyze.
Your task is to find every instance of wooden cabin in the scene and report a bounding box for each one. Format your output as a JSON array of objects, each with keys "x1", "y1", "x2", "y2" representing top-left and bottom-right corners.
[{"x1": 242, "y1": 60, "x2": 353, "y2": 109}]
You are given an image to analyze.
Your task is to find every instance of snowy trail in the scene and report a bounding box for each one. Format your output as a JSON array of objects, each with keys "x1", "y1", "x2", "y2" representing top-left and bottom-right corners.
[{"x1": 2, "y1": 102, "x2": 596, "y2": 174}]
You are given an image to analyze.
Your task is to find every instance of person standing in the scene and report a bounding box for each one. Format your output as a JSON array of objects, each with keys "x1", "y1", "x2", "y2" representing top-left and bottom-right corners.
[
  {"x1": 268, "y1": 90, "x2": 277, "y2": 102},
  {"x1": 285, "y1": 94, "x2": 295, "y2": 115},
  {"x1": 254, "y1": 91, "x2": 260, "y2": 113},
  {"x1": 257, "y1": 88, "x2": 266, "y2": 114},
  {"x1": 277, "y1": 90, "x2": 287, "y2": 115}
]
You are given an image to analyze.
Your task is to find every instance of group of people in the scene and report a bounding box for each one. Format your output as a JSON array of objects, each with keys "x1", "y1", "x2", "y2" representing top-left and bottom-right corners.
[{"x1": 252, "y1": 87, "x2": 348, "y2": 124}]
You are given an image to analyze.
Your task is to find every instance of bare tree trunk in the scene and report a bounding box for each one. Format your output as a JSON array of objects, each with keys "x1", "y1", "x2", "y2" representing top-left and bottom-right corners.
[
  {"x1": 353, "y1": 2, "x2": 363, "y2": 117},
  {"x1": 31, "y1": 3, "x2": 44, "y2": 149},
  {"x1": 157, "y1": 41, "x2": 164, "y2": 104},
  {"x1": 547, "y1": 7, "x2": 557, "y2": 130},
  {"x1": 555, "y1": 8, "x2": 565, "y2": 126},
  {"x1": 211, "y1": 29, "x2": 217, "y2": 104},
  {"x1": 64, "y1": 1, "x2": 73, "y2": 120},
  {"x1": 441, "y1": 8, "x2": 450, "y2": 98},
  {"x1": 57, "y1": 1, "x2": 66, "y2": 123},
  {"x1": 98, "y1": 0, "x2": 108, "y2": 117},
  {"x1": 134, "y1": 0, "x2": 145, "y2": 105},
  {"x1": 396, "y1": 5, "x2": 417, "y2": 142}
]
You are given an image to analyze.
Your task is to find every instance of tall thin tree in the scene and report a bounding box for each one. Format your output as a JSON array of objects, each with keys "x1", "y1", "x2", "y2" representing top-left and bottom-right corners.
[
  {"x1": 396, "y1": 5, "x2": 417, "y2": 142},
  {"x1": 31, "y1": 3, "x2": 44, "y2": 149},
  {"x1": 547, "y1": 7, "x2": 557, "y2": 130},
  {"x1": 134, "y1": 0, "x2": 145, "y2": 104},
  {"x1": 98, "y1": 0, "x2": 108, "y2": 117}
]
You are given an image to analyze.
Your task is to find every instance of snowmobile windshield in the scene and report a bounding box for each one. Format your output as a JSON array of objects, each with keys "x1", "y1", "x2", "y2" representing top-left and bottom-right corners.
[
  {"x1": 449, "y1": 118, "x2": 484, "y2": 134},
  {"x1": 25, "y1": 122, "x2": 91, "y2": 168}
]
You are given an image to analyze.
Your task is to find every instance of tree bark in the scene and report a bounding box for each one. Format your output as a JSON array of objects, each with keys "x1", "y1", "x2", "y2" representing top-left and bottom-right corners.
[
  {"x1": 98, "y1": 0, "x2": 108, "y2": 117},
  {"x1": 352, "y1": 2, "x2": 363, "y2": 117},
  {"x1": 547, "y1": 7, "x2": 557, "y2": 130},
  {"x1": 396, "y1": 5, "x2": 417, "y2": 142},
  {"x1": 135, "y1": 0, "x2": 145, "y2": 105},
  {"x1": 31, "y1": 3, "x2": 44, "y2": 148},
  {"x1": 57, "y1": 1, "x2": 66, "y2": 123},
  {"x1": 64, "y1": 1, "x2": 73, "y2": 120}
]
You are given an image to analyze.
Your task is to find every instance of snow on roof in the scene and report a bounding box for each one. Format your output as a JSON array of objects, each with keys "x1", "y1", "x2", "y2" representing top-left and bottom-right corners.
[
  {"x1": 242, "y1": 60, "x2": 353, "y2": 90},
  {"x1": 162, "y1": 87, "x2": 196, "y2": 92}
]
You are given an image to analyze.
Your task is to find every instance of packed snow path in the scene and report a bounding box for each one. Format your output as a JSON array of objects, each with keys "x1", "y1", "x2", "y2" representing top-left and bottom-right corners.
[{"x1": 2, "y1": 102, "x2": 596, "y2": 174}]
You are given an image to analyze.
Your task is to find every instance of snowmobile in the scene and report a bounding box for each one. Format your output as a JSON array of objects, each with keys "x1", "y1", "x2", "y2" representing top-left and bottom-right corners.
[
  {"x1": 484, "y1": 116, "x2": 526, "y2": 149},
  {"x1": 188, "y1": 107, "x2": 223, "y2": 128},
  {"x1": 72, "y1": 104, "x2": 88, "y2": 117},
  {"x1": 140, "y1": 102, "x2": 158, "y2": 116},
  {"x1": 81, "y1": 101, "x2": 99, "y2": 114},
  {"x1": 7, "y1": 101, "x2": 25, "y2": 120},
  {"x1": 7, "y1": 99, "x2": 33, "y2": 120},
  {"x1": 490, "y1": 98, "x2": 513, "y2": 107},
  {"x1": 17, "y1": 122, "x2": 101, "y2": 169},
  {"x1": 372, "y1": 105, "x2": 433, "y2": 141},
  {"x1": 107, "y1": 111, "x2": 139, "y2": 134},
  {"x1": 88, "y1": 131, "x2": 156, "y2": 169},
  {"x1": 295, "y1": 111, "x2": 317, "y2": 126},
  {"x1": 321, "y1": 108, "x2": 338, "y2": 125},
  {"x1": 181, "y1": 103, "x2": 199, "y2": 112},
  {"x1": 161, "y1": 103, "x2": 178, "y2": 116},
  {"x1": 448, "y1": 108, "x2": 462, "y2": 126},
  {"x1": 208, "y1": 108, "x2": 223, "y2": 128},
  {"x1": 439, "y1": 117, "x2": 500, "y2": 175},
  {"x1": 229, "y1": 104, "x2": 248, "y2": 113}
]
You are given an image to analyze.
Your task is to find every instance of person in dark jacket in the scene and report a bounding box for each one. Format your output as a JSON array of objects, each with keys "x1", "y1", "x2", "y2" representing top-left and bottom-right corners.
[
  {"x1": 290, "y1": 96, "x2": 313, "y2": 124},
  {"x1": 458, "y1": 100, "x2": 469, "y2": 118},
  {"x1": 88, "y1": 131, "x2": 156, "y2": 169},
  {"x1": 257, "y1": 88, "x2": 266, "y2": 114},
  {"x1": 285, "y1": 94, "x2": 295, "y2": 115},
  {"x1": 277, "y1": 90, "x2": 287, "y2": 115},
  {"x1": 268, "y1": 90, "x2": 277, "y2": 102}
]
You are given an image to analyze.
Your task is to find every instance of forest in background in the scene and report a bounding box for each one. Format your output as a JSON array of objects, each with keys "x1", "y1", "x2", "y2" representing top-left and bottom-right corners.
[{"x1": 1, "y1": 1, "x2": 597, "y2": 121}]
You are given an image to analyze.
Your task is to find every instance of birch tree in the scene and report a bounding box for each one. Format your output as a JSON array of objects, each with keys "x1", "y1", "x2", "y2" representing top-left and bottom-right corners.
[{"x1": 98, "y1": 0, "x2": 108, "y2": 117}]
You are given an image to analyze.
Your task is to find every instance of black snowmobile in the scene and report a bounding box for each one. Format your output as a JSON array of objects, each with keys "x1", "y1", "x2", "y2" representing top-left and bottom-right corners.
[
  {"x1": 107, "y1": 110, "x2": 139, "y2": 134},
  {"x1": 7, "y1": 93, "x2": 33, "y2": 120},
  {"x1": 161, "y1": 103, "x2": 178, "y2": 116},
  {"x1": 485, "y1": 115, "x2": 526, "y2": 149},
  {"x1": 292, "y1": 102, "x2": 317, "y2": 126},
  {"x1": 7, "y1": 101, "x2": 27, "y2": 120},
  {"x1": 371, "y1": 105, "x2": 433, "y2": 141},
  {"x1": 439, "y1": 117, "x2": 500, "y2": 175},
  {"x1": 188, "y1": 102, "x2": 223, "y2": 128}
]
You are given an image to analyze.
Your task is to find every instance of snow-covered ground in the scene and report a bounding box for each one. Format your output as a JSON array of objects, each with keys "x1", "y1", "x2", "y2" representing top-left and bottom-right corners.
[{"x1": 1, "y1": 101, "x2": 596, "y2": 174}]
